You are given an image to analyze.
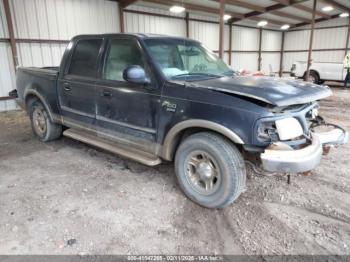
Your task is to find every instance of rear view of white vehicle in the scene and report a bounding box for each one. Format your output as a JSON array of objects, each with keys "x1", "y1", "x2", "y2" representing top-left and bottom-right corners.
[{"x1": 291, "y1": 61, "x2": 346, "y2": 84}]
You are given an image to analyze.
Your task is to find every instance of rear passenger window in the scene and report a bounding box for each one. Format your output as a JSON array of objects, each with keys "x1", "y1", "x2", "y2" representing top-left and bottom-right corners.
[{"x1": 68, "y1": 39, "x2": 102, "y2": 78}]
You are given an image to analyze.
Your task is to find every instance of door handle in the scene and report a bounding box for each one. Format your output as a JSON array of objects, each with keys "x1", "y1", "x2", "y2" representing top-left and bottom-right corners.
[
  {"x1": 63, "y1": 83, "x2": 71, "y2": 91},
  {"x1": 101, "y1": 90, "x2": 112, "y2": 97}
]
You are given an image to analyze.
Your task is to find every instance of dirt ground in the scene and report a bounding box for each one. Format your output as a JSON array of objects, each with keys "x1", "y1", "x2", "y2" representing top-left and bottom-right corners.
[{"x1": 0, "y1": 86, "x2": 350, "y2": 255}]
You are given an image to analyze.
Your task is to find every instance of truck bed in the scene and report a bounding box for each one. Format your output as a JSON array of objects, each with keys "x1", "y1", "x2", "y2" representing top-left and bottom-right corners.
[
  {"x1": 18, "y1": 66, "x2": 59, "y2": 76},
  {"x1": 16, "y1": 67, "x2": 60, "y2": 119}
]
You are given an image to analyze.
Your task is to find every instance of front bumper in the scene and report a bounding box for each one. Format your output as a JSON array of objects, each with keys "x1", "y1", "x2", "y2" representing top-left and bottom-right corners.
[{"x1": 261, "y1": 128, "x2": 348, "y2": 173}]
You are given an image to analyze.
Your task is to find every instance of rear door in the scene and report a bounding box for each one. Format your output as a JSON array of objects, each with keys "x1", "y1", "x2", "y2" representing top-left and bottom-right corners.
[
  {"x1": 95, "y1": 36, "x2": 161, "y2": 153},
  {"x1": 58, "y1": 38, "x2": 103, "y2": 127}
]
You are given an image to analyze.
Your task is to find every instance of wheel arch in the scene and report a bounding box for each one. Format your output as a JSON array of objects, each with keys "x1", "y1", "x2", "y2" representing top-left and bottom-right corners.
[
  {"x1": 24, "y1": 90, "x2": 56, "y2": 122},
  {"x1": 161, "y1": 119, "x2": 244, "y2": 161}
]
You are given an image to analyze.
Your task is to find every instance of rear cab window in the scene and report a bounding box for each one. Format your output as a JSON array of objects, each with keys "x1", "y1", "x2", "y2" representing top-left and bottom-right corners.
[{"x1": 67, "y1": 38, "x2": 103, "y2": 78}]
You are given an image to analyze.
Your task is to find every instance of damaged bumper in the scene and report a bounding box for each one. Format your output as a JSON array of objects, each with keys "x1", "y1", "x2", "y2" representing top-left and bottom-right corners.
[{"x1": 261, "y1": 127, "x2": 348, "y2": 173}]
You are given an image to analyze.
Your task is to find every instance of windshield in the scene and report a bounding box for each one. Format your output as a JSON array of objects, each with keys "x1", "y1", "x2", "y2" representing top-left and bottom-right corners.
[{"x1": 143, "y1": 38, "x2": 234, "y2": 81}]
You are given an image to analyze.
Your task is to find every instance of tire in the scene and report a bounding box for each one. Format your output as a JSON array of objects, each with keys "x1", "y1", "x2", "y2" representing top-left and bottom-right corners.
[
  {"x1": 28, "y1": 99, "x2": 62, "y2": 142},
  {"x1": 174, "y1": 132, "x2": 246, "y2": 209},
  {"x1": 305, "y1": 71, "x2": 319, "y2": 84}
]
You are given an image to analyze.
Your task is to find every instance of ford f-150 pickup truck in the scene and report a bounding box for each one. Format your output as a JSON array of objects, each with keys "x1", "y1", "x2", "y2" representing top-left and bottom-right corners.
[
  {"x1": 291, "y1": 61, "x2": 347, "y2": 84},
  {"x1": 12, "y1": 34, "x2": 348, "y2": 208}
]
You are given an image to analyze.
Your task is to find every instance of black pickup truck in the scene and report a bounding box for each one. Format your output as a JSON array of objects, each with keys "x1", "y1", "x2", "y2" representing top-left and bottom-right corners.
[{"x1": 13, "y1": 33, "x2": 348, "y2": 208}]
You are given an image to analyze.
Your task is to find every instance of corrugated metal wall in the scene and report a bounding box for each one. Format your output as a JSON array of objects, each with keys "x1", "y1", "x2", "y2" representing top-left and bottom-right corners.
[
  {"x1": 11, "y1": 0, "x2": 119, "y2": 40},
  {"x1": 12, "y1": 0, "x2": 120, "y2": 67},
  {"x1": 124, "y1": 5, "x2": 186, "y2": 37},
  {"x1": 283, "y1": 18, "x2": 349, "y2": 72},
  {"x1": 2, "y1": 0, "x2": 348, "y2": 112},
  {"x1": 121, "y1": 5, "x2": 283, "y2": 73},
  {"x1": 231, "y1": 26, "x2": 259, "y2": 71},
  {"x1": 230, "y1": 27, "x2": 282, "y2": 73},
  {"x1": 0, "y1": 0, "x2": 120, "y2": 112},
  {"x1": 123, "y1": 7, "x2": 232, "y2": 63},
  {"x1": 261, "y1": 30, "x2": 282, "y2": 74}
]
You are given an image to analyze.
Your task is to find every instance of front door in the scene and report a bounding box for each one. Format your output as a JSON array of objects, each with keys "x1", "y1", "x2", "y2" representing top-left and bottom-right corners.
[
  {"x1": 95, "y1": 37, "x2": 161, "y2": 153},
  {"x1": 58, "y1": 38, "x2": 103, "y2": 127}
]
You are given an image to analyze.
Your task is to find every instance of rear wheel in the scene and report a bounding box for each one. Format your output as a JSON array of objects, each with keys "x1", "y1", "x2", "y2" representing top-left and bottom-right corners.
[
  {"x1": 28, "y1": 99, "x2": 62, "y2": 142},
  {"x1": 175, "y1": 132, "x2": 246, "y2": 209},
  {"x1": 305, "y1": 71, "x2": 319, "y2": 84}
]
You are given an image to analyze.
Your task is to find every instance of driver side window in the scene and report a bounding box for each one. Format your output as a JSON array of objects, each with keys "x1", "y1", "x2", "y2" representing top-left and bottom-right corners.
[{"x1": 103, "y1": 39, "x2": 144, "y2": 81}]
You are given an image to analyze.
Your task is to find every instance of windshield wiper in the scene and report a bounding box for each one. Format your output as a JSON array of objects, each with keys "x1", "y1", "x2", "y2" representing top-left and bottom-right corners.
[{"x1": 170, "y1": 72, "x2": 222, "y2": 79}]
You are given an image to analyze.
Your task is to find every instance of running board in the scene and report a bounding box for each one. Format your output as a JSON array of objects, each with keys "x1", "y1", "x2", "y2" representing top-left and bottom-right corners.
[{"x1": 63, "y1": 129, "x2": 162, "y2": 166}]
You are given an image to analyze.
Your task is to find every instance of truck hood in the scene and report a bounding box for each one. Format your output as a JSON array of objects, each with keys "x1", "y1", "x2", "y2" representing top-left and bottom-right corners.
[{"x1": 182, "y1": 76, "x2": 332, "y2": 107}]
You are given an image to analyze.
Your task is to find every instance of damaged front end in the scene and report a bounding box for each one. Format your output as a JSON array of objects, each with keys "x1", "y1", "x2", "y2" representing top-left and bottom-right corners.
[{"x1": 257, "y1": 103, "x2": 348, "y2": 173}]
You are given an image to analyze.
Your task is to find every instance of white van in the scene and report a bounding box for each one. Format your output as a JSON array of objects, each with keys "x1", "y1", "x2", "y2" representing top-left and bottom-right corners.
[{"x1": 291, "y1": 61, "x2": 346, "y2": 84}]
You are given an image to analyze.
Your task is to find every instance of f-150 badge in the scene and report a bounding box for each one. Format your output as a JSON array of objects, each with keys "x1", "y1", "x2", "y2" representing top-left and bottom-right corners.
[{"x1": 162, "y1": 101, "x2": 177, "y2": 112}]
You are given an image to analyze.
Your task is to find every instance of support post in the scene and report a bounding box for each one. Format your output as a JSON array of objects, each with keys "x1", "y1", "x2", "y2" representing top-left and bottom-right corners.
[
  {"x1": 305, "y1": 0, "x2": 317, "y2": 82},
  {"x1": 228, "y1": 22, "x2": 232, "y2": 65},
  {"x1": 3, "y1": 0, "x2": 18, "y2": 69},
  {"x1": 219, "y1": 0, "x2": 225, "y2": 59},
  {"x1": 345, "y1": 17, "x2": 350, "y2": 56},
  {"x1": 119, "y1": 4, "x2": 125, "y2": 33},
  {"x1": 279, "y1": 31, "x2": 285, "y2": 77},
  {"x1": 258, "y1": 28, "x2": 262, "y2": 71},
  {"x1": 185, "y1": 12, "x2": 190, "y2": 38}
]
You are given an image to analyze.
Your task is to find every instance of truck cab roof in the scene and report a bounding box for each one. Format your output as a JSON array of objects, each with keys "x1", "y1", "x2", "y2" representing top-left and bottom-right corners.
[{"x1": 70, "y1": 33, "x2": 198, "y2": 43}]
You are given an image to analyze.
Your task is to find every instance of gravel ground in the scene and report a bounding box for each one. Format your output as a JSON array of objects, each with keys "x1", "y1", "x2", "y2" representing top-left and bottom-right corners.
[{"x1": 0, "y1": 87, "x2": 350, "y2": 255}]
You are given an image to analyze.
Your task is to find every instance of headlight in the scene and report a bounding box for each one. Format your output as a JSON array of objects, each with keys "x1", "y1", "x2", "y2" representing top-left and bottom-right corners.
[
  {"x1": 291, "y1": 64, "x2": 296, "y2": 72},
  {"x1": 257, "y1": 121, "x2": 278, "y2": 142},
  {"x1": 275, "y1": 117, "x2": 303, "y2": 140}
]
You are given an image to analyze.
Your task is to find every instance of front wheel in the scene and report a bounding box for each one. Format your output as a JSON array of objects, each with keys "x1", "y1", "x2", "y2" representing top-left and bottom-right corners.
[
  {"x1": 175, "y1": 132, "x2": 246, "y2": 209},
  {"x1": 28, "y1": 100, "x2": 62, "y2": 142}
]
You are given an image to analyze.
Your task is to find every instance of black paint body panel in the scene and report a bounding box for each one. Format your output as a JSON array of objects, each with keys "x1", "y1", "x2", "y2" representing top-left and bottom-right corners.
[{"x1": 15, "y1": 33, "x2": 332, "y2": 154}]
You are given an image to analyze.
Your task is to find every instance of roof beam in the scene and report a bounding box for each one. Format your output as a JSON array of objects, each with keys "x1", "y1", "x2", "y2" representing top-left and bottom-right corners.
[
  {"x1": 230, "y1": 0, "x2": 309, "y2": 25},
  {"x1": 272, "y1": 0, "x2": 291, "y2": 5},
  {"x1": 213, "y1": 0, "x2": 310, "y2": 22},
  {"x1": 293, "y1": 3, "x2": 332, "y2": 18},
  {"x1": 292, "y1": 13, "x2": 340, "y2": 27},
  {"x1": 318, "y1": 0, "x2": 350, "y2": 12},
  {"x1": 271, "y1": 0, "x2": 334, "y2": 19},
  {"x1": 289, "y1": 0, "x2": 349, "y2": 28},
  {"x1": 142, "y1": 0, "x2": 244, "y2": 18},
  {"x1": 270, "y1": 10, "x2": 311, "y2": 22},
  {"x1": 249, "y1": 16, "x2": 286, "y2": 26},
  {"x1": 118, "y1": 0, "x2": 138, "y2": 8},
  {"x1": 219, "y1": 0, "x2": 266, "y2": 13}
]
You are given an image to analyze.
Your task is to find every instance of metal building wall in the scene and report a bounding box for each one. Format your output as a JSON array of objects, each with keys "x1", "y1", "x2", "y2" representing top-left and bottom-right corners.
[
  {"x1": 0, "y1": 0, "x2": 120, "y2": 112},
  {"x1": 189, "y1": 19, "x2": 229, "y2": 51},
  {"x1": 231, "y1": 26, "x2": 259, "y2": 71},
  {"x1": 2, "y1": 0, "x2": 349, "y2": 113},
  {"x1": 123, "y1": 7, "x2": 232, "y2": 64},
  {"x1": 189, "y1": 19, "x2": 230, "y2": 64},
  {"x1": 11, "y1": 0, "x2": 120, "y2": 66},
  {"x1": 283, "y1": 18, "x2": 349, "y2": 73},
  {"x1": 261, "y1": 30, "x2": 282, "y2": 74},
  {"x1": 124, "y1": 5, "x2": 186, "y2": 37}
]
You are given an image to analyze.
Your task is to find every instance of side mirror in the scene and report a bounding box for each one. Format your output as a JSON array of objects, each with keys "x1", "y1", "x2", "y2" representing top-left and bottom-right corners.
[{"x1": 123, "y1": 65, "x2": 150, "y2": 85}]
